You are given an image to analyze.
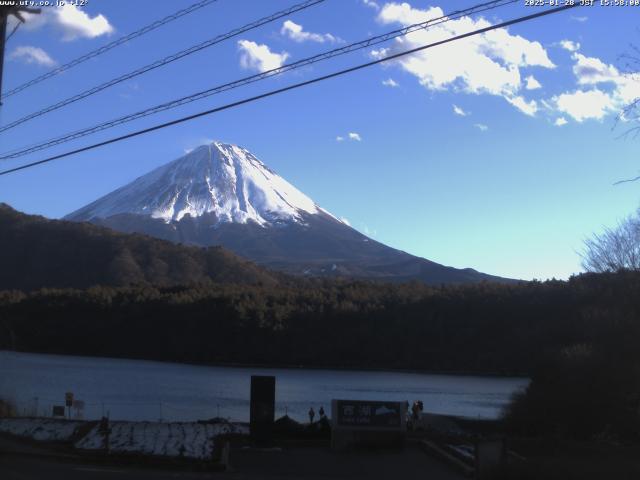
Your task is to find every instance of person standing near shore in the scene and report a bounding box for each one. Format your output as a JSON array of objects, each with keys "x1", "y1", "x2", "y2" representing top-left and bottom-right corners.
[
  {"x1": 309, "y1": 407, "x2": 315, "y2": 424},
  {"x1": 319, "y1": 406, "x2": 325, "y2": 418}
]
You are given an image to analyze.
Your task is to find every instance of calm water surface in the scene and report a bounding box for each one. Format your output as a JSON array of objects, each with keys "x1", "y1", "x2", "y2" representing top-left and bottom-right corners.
[{"x1": 0, "y1": 351, "x2": 528, "y2": 422}]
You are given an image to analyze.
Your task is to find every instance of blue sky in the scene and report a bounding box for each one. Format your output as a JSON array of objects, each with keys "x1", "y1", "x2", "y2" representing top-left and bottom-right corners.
[{"x1": 0, "y1": 0, "x2": 639, "y2": 280}]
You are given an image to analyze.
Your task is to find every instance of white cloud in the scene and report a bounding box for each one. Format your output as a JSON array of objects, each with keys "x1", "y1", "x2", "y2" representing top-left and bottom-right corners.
[
  {"x1": 363, "y1": 0, "x2": 380, "y2": 10},
  {"x1": 337, "y1": 133, "x2": 362, "y2": 142},
  {"x1": 370, "y1": 47, "x2": 389, "y2": 59},
  {"x1": 56, "y1": 4, "x2": 113, "y2": 41},
  {"x1": 369, "y1": 2, "x2": 638, "y2": 125},
  {"x1": 559, "y1": 40, "x2": 580, "y2": 52},
  {"x1": 453, "y1": 104, "x2": 469, "y2": 116},
  {"x1": 570, "y1": 54, "x2": 640, "y2": 106},
  {"x1": 572, "y1": 53, "x2": 619, "y2": 86},
  {"x1": 238, "y1": 40, "x2": 289, "y2": 72},
  {"x1": 280, "y1": 20, "x2": 338, "y2": 43},
  {"x1": 615, "y1": 75, "x2": 640, "y2": 106},
  {"x1": 373, "y1": 3, "x2": 554, "y2": 116},
  {"x1": 382, "y1": 78, "x2": 399, "y2": 87},
  {"x1": 570, "y1": 16, "x2": 588, "y2": 23},
  {"x1": 474, "y1": 123, "x2": 488, "y2": 131},
  {"x1": 544, "y1": 52, "x2": 640, "y2": 123},
  {"x1": 554, "y1": 117, "x2": 568, "y2": 126},
  {"x1": 525, "y1": 75, "x2": 542, "y2": 90},
  {"x1": 8, "y1": 46, "x2": 56, "y2": 67},
  {"x1": 7, "y1": 4, "x2": 113, "y2": 41},
  {"x1": 552, "y1": 89, "x2": 616, "y2": 122},
  {"x1": 506, "y1": 96, "x2": 538, "y2": 116}
]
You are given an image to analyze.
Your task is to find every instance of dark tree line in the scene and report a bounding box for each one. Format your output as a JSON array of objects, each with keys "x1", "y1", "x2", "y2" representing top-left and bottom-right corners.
[{"x1": 2, "y1": 271, "x2": 640, "y2": 380}]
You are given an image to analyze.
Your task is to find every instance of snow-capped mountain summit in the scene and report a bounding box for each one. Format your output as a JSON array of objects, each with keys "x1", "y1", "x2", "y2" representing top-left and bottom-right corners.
[
  {"x1": 67, "y1": 141, "x2": 509, "y2": 285},
  {"x1": 67, "y1": 142, "x2": 336, "y2": 226}
]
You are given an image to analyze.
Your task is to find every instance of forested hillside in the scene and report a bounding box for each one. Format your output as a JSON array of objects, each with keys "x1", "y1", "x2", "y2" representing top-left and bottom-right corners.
[{"x1": 0, "y1": 203, "x2": 279, "y2": 290}]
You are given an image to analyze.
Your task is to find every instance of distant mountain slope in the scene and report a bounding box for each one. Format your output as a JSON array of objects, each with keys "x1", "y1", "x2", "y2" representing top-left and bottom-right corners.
[
  {"x1": 66, "y1": 141, "x2": 511, "y2": 285},
  {"x1": 0, "y1": 204, "x2": 278, "y2": 291}
]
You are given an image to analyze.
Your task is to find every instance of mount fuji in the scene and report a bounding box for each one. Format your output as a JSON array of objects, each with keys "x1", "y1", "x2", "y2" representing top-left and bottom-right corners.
[{"x1": 66, "y1": 141, "x2": 506, "y2": 284}]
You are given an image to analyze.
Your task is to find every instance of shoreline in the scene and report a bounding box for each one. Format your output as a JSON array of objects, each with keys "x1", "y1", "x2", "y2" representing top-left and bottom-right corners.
[{"x1": 0, "y1": 349, "x2": 530, "y2": 380}]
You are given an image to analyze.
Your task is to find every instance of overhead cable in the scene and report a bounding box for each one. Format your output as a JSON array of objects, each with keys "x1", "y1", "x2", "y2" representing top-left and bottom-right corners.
[{"x1": 0, "y1": 4, "x2": 580, "y2": 177}]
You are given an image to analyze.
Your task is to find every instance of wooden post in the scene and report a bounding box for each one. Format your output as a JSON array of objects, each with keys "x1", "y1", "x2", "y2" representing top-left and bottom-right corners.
[{"x1": 0, "y1": 11, "x2": 7, "y2": 104}]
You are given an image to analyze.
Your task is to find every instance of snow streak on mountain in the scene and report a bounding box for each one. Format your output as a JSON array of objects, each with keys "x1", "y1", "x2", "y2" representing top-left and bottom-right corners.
[{"x1": 67, "y1": 142, "x2": 337, "y2": 226}]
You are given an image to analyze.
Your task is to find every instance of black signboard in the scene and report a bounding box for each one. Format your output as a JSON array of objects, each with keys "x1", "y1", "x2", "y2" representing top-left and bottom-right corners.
[
  {"x1": 250, "y1": 375, "x2": 275, "y2": 443},
  {"x1": 335, "y1": 400, "x2": 402, "y2": 428},
  {"x1": 52, "y1": 405, "x2": 65, "y2": 417}
]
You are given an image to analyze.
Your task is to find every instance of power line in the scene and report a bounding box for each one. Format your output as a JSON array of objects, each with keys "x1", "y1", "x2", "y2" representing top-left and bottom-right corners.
[
  {"x1": 0, "y1": 0, "x2": 326, "y2": 133},
  {"x1": 0, "y1": 4, "x2": 580, "y2": 177},
  {"x1": 0, "y1": 0, "x2": 517, "y2": 159},
  {"x1": 0, "y1": 0, "x2": 518, "y2": 160},
  {"x1": 5, "y1": 20, "x2": 19, "y2": 42},
  {"x1": 1, "y1": 0, "x2": 221, "y2": 100}
]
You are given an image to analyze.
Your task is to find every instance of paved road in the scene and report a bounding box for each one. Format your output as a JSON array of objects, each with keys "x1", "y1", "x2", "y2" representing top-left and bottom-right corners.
[
  {"x1": 1, "y1": 448, "x2": 465, "y2": 480},
  {"x1": 0, "y1": 456, "x2": 225, "y2": 480},
  {"x1": 232, "y1": 445, "x2": 465, "y2": 480}
]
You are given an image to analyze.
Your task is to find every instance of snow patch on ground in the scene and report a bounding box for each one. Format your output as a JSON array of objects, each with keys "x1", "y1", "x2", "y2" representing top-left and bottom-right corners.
[
  {"x1": 75, "y1": 420, "x2": 248, "y2": 459},
  {"x1": 0, "y1": 418, "x2": 248, "y2": 460}
]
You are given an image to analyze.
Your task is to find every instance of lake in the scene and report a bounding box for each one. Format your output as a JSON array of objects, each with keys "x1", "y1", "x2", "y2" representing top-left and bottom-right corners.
[{"x1": 0, "y1": 351, "x2": 528, "y2": 422}]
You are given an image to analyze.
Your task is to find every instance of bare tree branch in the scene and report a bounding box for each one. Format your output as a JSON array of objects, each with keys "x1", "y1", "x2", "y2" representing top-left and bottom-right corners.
[
  {"x1": 613, "y1": 39, "x2": 640, "y2": 183},
  {"x1": 581, "y1": 209, "x2": 640, "y2": 272}
]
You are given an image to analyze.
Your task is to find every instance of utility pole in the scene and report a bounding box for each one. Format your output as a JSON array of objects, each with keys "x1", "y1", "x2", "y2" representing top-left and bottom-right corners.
[
  {"x1": 0, "y1": 4, "x2": 41, "y2": 106},
  {"x1": 0, "y1": 9, "x2": 7, "y2": 104}
]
